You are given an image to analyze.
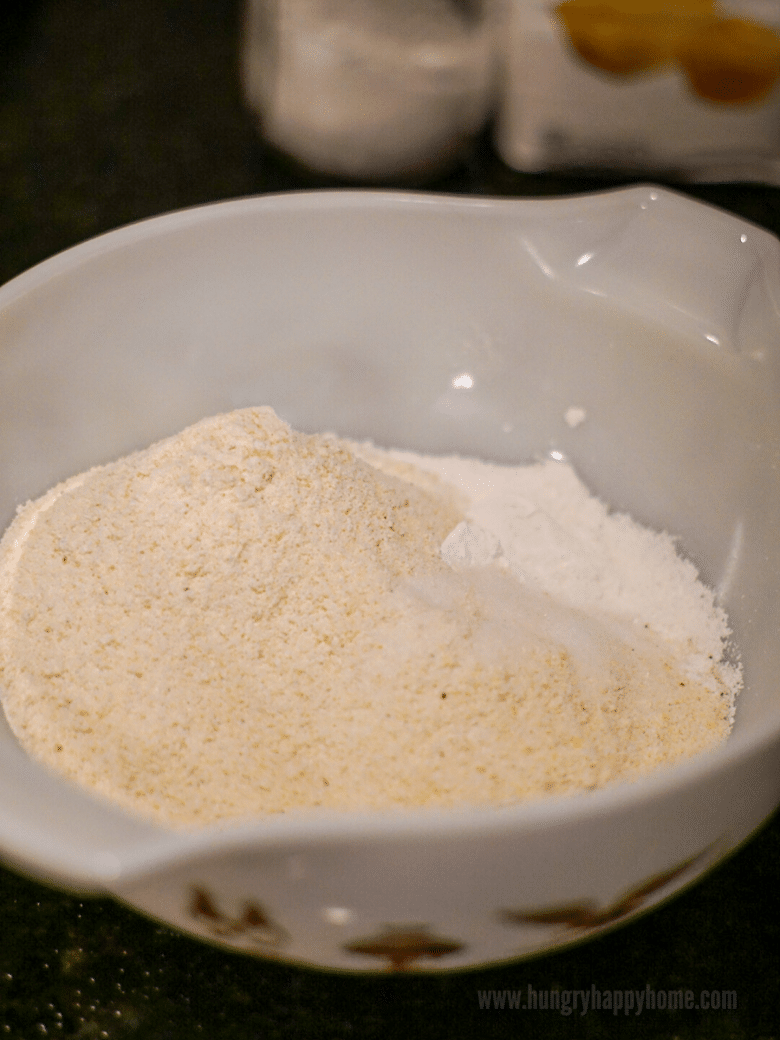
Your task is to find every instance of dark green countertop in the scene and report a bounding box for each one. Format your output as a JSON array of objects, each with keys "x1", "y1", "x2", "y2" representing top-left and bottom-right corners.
[{"x1": 1, "y1": 2, "x2": 779, "y2": 1037}]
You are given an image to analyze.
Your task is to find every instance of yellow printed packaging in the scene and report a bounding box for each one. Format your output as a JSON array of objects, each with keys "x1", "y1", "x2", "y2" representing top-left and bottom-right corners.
[{"x1": 493, "y1": 0, "x2": 780, "y2": 182}]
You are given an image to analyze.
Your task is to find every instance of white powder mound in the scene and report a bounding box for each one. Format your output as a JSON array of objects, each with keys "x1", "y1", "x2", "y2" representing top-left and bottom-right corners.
[
  {"x1": 355, "y1": 443, "x2": 741, "y2": 708},
  {"x1": 0, "y1": 407, "x2": 739, "y2": 828}
]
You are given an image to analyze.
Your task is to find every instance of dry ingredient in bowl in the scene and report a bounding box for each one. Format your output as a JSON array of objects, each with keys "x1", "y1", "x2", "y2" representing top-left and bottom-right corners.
[{"x1": 0, "y1": 407, "x2": 739, "y2": 828}]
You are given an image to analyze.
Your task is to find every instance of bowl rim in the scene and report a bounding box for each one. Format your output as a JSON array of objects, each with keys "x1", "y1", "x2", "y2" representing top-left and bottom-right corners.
[{"x1": 3, "y1": 181, "x2": 780, "y2": 305}]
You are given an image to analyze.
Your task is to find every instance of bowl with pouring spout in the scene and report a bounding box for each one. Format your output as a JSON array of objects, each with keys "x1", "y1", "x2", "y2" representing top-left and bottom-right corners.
[{"x1": 0, "y1": 186, "x2": 778, "y2": 971}]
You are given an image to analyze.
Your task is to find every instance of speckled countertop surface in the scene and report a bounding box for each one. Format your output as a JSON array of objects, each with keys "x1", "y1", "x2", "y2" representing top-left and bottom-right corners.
[{"x1": 1, "y1": 1, "x2": 779, "y2": 1037}]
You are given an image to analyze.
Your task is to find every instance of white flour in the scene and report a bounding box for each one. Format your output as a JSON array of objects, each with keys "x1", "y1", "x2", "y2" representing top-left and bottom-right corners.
[
  {"x1": 355, "y1": 441, "x2": 738, "y2": 704},
  {"x1": 0, "y1": 407, "x2": 739, "y2": 828}
]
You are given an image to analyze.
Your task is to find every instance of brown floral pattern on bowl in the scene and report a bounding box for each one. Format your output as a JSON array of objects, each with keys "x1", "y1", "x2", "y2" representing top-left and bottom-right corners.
[
  {"x1": 188, "y1": 886, "x2": 288, "y2": 948},
  {"x1": 344, "y1": 926, "x2": 464, "y2": 972},
  {"x1": 500, "y1": 844, "x2": 713, "y2": 932}
]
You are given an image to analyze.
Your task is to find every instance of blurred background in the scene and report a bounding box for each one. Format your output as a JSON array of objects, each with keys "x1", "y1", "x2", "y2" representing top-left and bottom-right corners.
[{"x1": 1, "y1": 1, "x2": 779, "y2": 1037}]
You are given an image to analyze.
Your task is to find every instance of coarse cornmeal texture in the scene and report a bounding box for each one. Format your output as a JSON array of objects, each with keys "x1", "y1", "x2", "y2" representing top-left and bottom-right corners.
[{"x1": 0, "y1": 407, "x2": 736, "y2": 828}]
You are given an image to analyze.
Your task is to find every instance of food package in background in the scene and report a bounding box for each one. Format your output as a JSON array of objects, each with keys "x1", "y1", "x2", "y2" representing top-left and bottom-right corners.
[{"x1": 493, "y1": 0, "x2": 780, "y2": 183}]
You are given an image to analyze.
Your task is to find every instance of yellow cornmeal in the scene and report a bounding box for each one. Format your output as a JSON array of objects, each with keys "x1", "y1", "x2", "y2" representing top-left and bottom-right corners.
[{"x1": 0, "y1": 407, "x2": 734, "y2": 828}]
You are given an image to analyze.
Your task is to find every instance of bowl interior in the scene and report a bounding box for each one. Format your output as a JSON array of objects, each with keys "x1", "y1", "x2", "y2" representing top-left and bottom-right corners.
[{"x1": 1, "y1": 187, "x2": 779, "y2": 884}]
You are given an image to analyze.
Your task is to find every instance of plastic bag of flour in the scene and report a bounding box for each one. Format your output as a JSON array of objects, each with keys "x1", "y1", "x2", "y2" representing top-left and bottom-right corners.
[{"x1": 493, "y1": 0, "x2": 780, "y2": 184}]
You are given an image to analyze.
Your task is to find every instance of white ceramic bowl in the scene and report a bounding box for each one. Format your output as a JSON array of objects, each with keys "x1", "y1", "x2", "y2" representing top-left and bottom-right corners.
[{"x1": 1, "y1": 187, "x2": 779, "y2": 973}]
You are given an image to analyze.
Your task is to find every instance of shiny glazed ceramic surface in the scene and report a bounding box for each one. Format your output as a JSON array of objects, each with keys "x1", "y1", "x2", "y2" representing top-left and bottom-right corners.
[{"x1": 0, "y1": 187, "x2": 779, "y2": 971}]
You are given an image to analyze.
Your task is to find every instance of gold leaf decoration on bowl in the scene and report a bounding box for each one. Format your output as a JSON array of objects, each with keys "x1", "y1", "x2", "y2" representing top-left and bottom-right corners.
[
  {"x1": 500, "y1": 845, "x2": 712, "y2": 932},
  {"x1": 188, "y1": 886, "x2": 288, "y2": 947},
  {"x1": 344, "y1": 926, "x2": 464, "y2": 972}
]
